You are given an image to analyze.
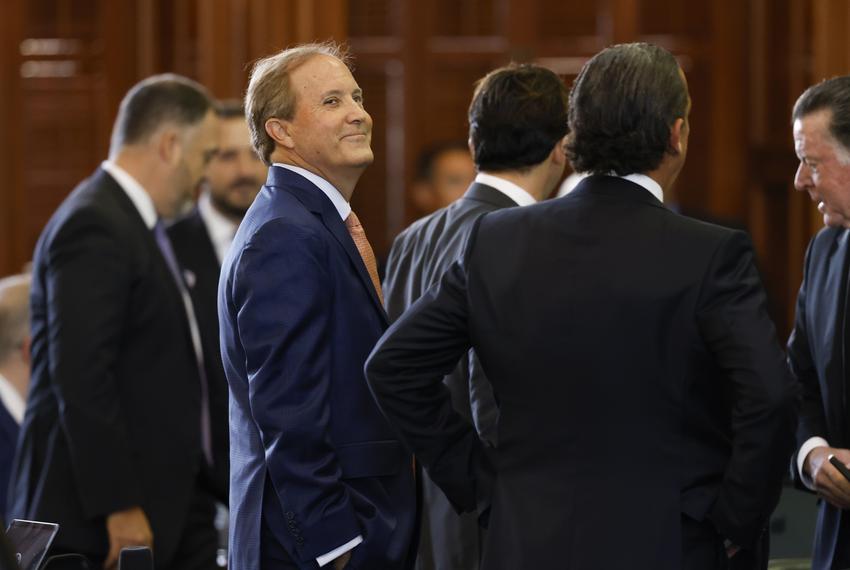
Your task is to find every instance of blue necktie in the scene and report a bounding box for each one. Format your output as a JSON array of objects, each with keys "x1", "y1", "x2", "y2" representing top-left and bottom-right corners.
[{"x1": 153, "y1": 220, "x2": 214, "y2": 466}]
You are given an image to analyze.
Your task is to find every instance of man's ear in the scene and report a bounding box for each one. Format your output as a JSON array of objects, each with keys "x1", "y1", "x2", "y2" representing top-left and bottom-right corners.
[
  {"x1": 551, "y1": 135, "x2": 568, "y2": 165},
  {"x1": 669, "y1": 118, "x2": 685, "y2": 155},
  {"x1": 266, "y1": 119, "x2": 295, "y2": 149},
  {"x1": 157, "y1": 127, "x2": 182, "y2": 166}
]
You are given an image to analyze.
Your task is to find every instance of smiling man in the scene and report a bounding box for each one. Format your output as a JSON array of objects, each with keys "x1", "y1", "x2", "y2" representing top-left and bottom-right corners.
[
  {"x1": 788, "y1": 75, "x2": 850, "y2": 570},
  {"x1": 218, "y1": 44, "x2": 416, "y2": 570}
]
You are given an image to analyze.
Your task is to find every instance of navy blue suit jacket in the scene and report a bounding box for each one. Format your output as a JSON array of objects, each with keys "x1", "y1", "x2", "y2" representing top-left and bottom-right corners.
[
  {"x1": 219, "y1": 166, "x2": 416, "y2": 569},
  {"x1": 788, "y1": 227, "x2": 850, "y2": 569}
]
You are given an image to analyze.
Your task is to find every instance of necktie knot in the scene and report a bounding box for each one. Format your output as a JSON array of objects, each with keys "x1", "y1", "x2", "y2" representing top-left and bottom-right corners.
[{"x1": 345, "y1": 210, "x2": 362, "y2": 230}]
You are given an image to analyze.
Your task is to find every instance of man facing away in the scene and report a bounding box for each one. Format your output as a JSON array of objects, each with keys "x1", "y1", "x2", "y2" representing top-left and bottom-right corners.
[
  {"x1": 168, "y1": 99, "x2": 266, "y2": 501},
  {"x1": 788, "y1": 75, "x2": 850, "y2": 570},
  {"x1": 219, "y1": 43, "x2": 416, "y2": 570},
  {"x1": 9, "y1": 74, "x2": 222, "y2": 570},
  {"x1": 382, "y1": 63, "x2": 569, "y2": 570},
  {"x1": 0, "y1": 273, "x2": 31, "y2": 521},
  {"x1": 366, "y1": 42, "x2": 799, "y2": 570}
]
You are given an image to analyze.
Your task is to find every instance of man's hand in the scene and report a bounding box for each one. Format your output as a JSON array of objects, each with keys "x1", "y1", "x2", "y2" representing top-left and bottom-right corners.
[
  {"x1": 104, "y1": 506, "x2": 153, "y2": 570},
  {"x1": 805, "y1": 446, "x2": 850, "y2": 509},
  {"x1": 332, "y1": 550, "x2": 352, "y2": 570}
]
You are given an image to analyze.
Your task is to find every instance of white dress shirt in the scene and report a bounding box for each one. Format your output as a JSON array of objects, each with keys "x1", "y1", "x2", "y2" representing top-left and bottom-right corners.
[
  {"x1": 475, "y1": 172, "x2": 537, "y2": 206},
  {"x1": 101, "y1": 161, "x2": 158, "y2": 229},
  {"x1": 270, "y1": 163, "x2": 364, "y2": 566},
  {"x1": 617, "y1": 173, "x2": 664, "y2": 203},
  {"x1": 274, "y1": 164, "x2": 351, "y2": 220},
  {"x1": 0, "y1": 372, "x2": 25, "y2": 425},
  {"x1": 197, "y1": 192, "x2": 239, "y2": 264}
]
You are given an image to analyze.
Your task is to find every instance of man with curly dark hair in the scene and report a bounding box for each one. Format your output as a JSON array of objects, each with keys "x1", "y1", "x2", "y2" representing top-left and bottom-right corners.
[{"x1": 365, "y1": 42, "x2": 798, "y2": 569}]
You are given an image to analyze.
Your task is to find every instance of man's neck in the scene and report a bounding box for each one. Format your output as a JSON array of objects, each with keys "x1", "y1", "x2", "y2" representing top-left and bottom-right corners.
[
  {"x1": 270, "y1": 153, "x2": 365, "y2": 202},
  {"x1": 111, "y1": 150, "x2": 167, "y2": 215},
  {"x1": 481, "y1": 168, "x2": 548, "y2": 202}
]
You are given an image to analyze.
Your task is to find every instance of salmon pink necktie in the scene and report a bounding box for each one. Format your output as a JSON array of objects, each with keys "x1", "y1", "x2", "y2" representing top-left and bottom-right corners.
[{"x1": 344, "y1": 210, "x2": 384, "y2": 305}]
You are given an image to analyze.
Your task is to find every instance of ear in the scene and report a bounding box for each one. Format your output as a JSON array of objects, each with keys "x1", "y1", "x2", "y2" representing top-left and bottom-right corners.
[
  {"x1": 157, "y1": 127, "x2": 183, "y2": 166},
  {"x1": 266, "y1": 118, "x2": 295, "y2": 149},
  {"x1": 550, "y1": 135, "x2": 568, "y2": 165},
  {"x1": 669, "y1": 118, "x2": 685, "y2": 155}
]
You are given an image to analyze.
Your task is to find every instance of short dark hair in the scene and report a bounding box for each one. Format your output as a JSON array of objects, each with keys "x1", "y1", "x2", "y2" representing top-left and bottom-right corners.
[
  {"x1": 468, "y1": 64, "x2": 568, "y2": 172},
  {"x1": 793, "y1": 75, "x2": 850, "y2": 154},
  {"x1": 567, "y1": 43, "x2": 688, "y2": 175},
  {"x1": 215, "y1": 98, "x2": 246, "y2": 120},
  {"x1": 110, "y1": 73, "x2": 212, "y2": 155},
  {"x1": 415, "y1": 141, "x2": 471, "y2": 182}
]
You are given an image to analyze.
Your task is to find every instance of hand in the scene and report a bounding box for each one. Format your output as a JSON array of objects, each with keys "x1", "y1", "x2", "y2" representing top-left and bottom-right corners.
[
  {"x1": 103, "y1": 506, "x2": 153, "y2": 570},
  {"x1": 332, "y1": 550, "x2": 352, "y2": 570},
  {"x1": 805, "y1": 446, "x2": 850, "y2": 509}
]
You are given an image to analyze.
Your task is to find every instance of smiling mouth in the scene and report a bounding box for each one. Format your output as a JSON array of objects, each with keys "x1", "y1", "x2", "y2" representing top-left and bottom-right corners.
[{"x1": 342, "y1": 133, "x2": 367, "y2": 141}]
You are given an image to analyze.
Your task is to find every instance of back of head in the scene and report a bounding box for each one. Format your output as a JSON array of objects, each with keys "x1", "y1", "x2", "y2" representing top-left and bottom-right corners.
[
  {"x1": 793, "y1": 75, "x2": 850, "y2": 154},
  {"x1": 0, "y1": 274, "x2": 31, "y2": 365},
  {"x1": 109, "y1": 73, "x2": 213, "y2": 157},
  {"x1": 245, "y1": 42, "x2": 349, "y2": 165},
  {"x1": 567, "y1": 42, "x2": 688, "y2": 175},
  {"x1": 468, "y1": 64, "x2": 568, "y2": 172}
]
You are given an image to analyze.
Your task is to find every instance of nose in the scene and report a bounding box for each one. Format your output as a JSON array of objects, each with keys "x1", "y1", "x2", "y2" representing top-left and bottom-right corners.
[
  {"x1": 794, "y1": 162, "x2": 811, "y2": 193},
  {"x1": 347, "y1": 99, "x2": 370, "y2": 126}
]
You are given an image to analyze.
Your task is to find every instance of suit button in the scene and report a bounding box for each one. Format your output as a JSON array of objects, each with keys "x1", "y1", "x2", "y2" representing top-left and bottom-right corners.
[
  {"x1": 285, "y1": 511, "x2": 295, "y2": 520},
  {"x1": 296, "y1": 537, "x2": 304, "y2": 545}
]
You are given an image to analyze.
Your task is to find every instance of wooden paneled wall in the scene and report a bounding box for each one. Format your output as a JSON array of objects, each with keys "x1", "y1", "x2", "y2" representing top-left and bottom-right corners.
[{"x1": 3, "y1": 0, "x2": 850, "y2": 334}]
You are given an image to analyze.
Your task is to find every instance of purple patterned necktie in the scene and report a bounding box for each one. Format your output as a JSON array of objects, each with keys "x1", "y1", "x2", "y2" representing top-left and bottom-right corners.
[{"x1": 154, "y1": 220, "x2": 214, "y2": 466}]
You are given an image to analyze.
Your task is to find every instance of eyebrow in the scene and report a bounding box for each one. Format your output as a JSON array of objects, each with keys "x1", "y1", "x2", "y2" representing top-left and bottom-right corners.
[{"x1": 319, "y1": 88, "x2": 363, "y2": 98}]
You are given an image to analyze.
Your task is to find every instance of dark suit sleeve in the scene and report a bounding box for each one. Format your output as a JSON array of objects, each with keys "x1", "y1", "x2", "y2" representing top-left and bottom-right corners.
[
  {"x1": 232, "y1": 220, "x2": 360, "y2": 562},
  {"x1": 45, "y1": 213, "x2": 142, "y2": 518},
  {"x1": 787, "y1": 237, "x2": 827, "y2": 477},
  {"x1": 366, "y1": 225, "x2": 492, "y2": 516},
  {"x1": 695, "y1": 231, "x2": 800, "y2": 546}
]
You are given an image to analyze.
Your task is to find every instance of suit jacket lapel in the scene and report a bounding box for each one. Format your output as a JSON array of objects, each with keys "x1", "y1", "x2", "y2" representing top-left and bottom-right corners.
[{"x1": 268, "y1": 167, "x2": 389, "y2": 324}]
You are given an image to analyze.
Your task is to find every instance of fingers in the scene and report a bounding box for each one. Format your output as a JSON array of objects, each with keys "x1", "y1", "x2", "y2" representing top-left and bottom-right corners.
[{"x1": 815, "y1": 464, "x2": 850, "y2": 509}]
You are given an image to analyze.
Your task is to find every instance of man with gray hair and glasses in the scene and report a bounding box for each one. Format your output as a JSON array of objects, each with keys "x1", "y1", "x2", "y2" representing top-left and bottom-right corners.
[{"x1": 789, "y1": 75, "x2": 850, "y2": 570}]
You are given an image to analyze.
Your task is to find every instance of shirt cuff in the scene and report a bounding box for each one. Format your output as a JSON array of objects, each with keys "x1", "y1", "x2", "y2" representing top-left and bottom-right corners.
[
  {"x1": 316, "y1": 535, "x2": 363, "y2": 567},
  {"x1": 797, "y1": 436, "x2": 830, "y2": 490}
]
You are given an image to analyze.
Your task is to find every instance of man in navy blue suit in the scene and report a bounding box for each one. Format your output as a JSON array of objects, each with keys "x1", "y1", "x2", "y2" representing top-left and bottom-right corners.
[
  {"x1": 219, "y1": 43, "x2": 416, "y2": 570},
  {"x1": 0, "y1": 273, "x2": 30, "y2": 520}
]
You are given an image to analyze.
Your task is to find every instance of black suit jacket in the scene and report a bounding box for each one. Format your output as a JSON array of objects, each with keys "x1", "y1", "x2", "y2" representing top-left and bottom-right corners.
[
  {"x1": 788, "y1": 226, "x2": 850, "y2": 569},
  {"x1": 167, "y1": 208, "x2": 229, "y2": 500},
  {"x1": 9, "y1": 168, "x2": 207, "y2": 566},
  {"x1": 366, "y1": 175, "x2": 799, "y2": 570}
]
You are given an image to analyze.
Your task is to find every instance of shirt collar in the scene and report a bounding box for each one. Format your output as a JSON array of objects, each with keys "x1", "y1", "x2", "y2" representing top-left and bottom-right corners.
[
  {"x1": 101, "y1": 161, "x2": 158, "y2": 229},
  {"x1": 198, "y1": 192, "x2": 239, "y2": 264},
  {"x1": 617, "y1": 173, "x2": 664, "y2": 203},
  {"x1": 273, "y1": 163, "x2": 351, "y2": 220},
  {"x1": 474, "y1": 173, "x2": 537, "y2": 207},
  {"x1": 0, "y1": 372, "x2": 24, "y2": 425}
]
